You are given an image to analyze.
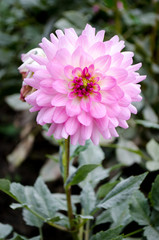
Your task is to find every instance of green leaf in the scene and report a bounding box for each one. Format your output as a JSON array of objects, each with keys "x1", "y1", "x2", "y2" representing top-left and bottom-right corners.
[
  {"x1": 97, "y1": 181, "x2": 119, "y2": 199},
  {"x1": 78, "y1": 141, "x2": 109, "y2": 187},
  {"x1": 116, "y1": 139, "x2": 141, "y2": 166},
  {"x1": 144, "y1": 226, "x2": 159, "y2": 240},
  {"x1": 71, "y1": 141, "x2": 89, "y2": 159},
  {"x1": 78, "y1": 141, "x2": 104, "y2": 165},
  {"x1": 135, "y1": 120, "x2": 159, "y2": 130},
  {"x1": 0, "y1": 223, "x2": 13, "y2": 238},
  {"x1": 0, "y1": 178, "x2": 11, "y2": 194},
  {"x1": 151, "y1": 175, "x2": 159, "y2": 211},
  {"x1": 65, "y1": 164, "x2": 99, "y2": 187},
  {"x1": 34, "y1": 177, "x2": 58, "y2": 217},
  {"x1": 80, "y1": 182, "x2": 96, "y2": 215},
  {"x1": 90, "y1": 226, "x2": 123, "y2": 240},
  {"x1": 129, "y1": 191, "x2": 150, "y2": 225},
  {"x1": 95, "y1": 209, "x2": 112, "y2": 226},
  {"x1": 79, "y1": 166, "x2": 110, "y2": 188},
  {"x1": 22, "y1": 209, "x2": 43, "y2": 228},
  {"x1": 98, "y1": 173, "x2": 147, "y2": 209},
  {"x1": 146, "y1": 139, "x2": 159, "y2": 161},
  {"x1": 111, "y1": 200, "x2": 132, "y2": 228},
  {"x1": 9, "y1": 234, "x2": 26, "y2": 240}
]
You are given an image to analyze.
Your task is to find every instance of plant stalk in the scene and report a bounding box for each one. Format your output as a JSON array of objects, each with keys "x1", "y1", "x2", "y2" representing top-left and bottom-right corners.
[
  {"x1": 64, "y1": 137, "x2": 79, "y2": 240},
  {"x1": 124, "y1": 228, "x2": 143, "y2": 238}
]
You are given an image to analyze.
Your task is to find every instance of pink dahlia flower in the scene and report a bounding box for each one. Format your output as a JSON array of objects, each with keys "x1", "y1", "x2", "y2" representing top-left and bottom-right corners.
[{"x1": 20, "y1": 24, "x2": 146, "y2": 145}]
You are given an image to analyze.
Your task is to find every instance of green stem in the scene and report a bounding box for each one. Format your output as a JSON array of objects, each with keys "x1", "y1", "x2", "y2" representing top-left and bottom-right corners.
[
  {"x1": 114, "y1": 0, "x2": 121, "y2": 34},
  {"x1": 85, "y1": 220, "x2": 90, "y2": 240},
  {"x1": 124, "y1": 228, "x2": 143, "y2": 238},
  {"x1": 78, "y1": 209, "x2": 84, "y2": 240},
  {"x1": 64, "y1": 137, "x2": 79, "y2": 240},
  {"x1": 39, "y1": 227, "x2": 43, "y2": 240}
]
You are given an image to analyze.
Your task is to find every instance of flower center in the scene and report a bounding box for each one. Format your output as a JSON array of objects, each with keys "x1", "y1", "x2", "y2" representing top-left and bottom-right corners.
[{"x1": 68, "y1": 65, "x2": 100, "y2": 98}]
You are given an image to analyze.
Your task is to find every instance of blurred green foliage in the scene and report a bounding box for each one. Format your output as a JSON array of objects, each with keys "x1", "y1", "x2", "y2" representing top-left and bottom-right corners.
[{"x1": 0, "y1": 0, "x2": 159, "y2": 159}]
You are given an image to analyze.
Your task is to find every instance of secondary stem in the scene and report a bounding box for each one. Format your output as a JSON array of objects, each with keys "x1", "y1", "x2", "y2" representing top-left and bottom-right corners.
[
  {"x1": 85, "y1": 220, "x2": 90, "y2": 240},
  {"x1": 39, "y1": 227, "x2": 43, "y2": 240},
  {"x1": 124, "y1": 228, "x2": 143, "y2": 238}
]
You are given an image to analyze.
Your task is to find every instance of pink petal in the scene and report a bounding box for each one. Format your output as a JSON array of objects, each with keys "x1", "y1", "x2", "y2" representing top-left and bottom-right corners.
[
  {"x1": 47, "y1": 123, "x2": 56, "y2": 136},
  {"x1": 58, "y1": 36, "x2": 74, "y2": 53},
  {"x1": 52, "y1": 107, "x2": 68, "y2": 123},
  {"x1": 95, "y1": 30, "x2": 105, "y2": 42},
  {"x1": 66, "y1": 98, "x2": 81, "y2": 116},
  {"x1": 71, "y1": 46, "x2": 83, "y2": 67},
  {"x1": 72, "y1": 67, "x2": 82, "y2": 77},
  {"x1": 109, "y1": 128, "x2": 119, "y2": 137},
  {"x1": 75, "y1": 35, "x2": 89, "y2": 51},
  {"x1": 89, "y1": 42, "x2": 106, "y2": 58},
  {"x1": 128, "y1": 63, "x2": 142, "y2": 72},
  {"x1": 50, "y1": 33, "x2": 58, "y2": 44},
  {"x1": 33, "y1": 69, "x2": 51, "y2": 81},
  {"x1": 106, "y1": 104, "x2": 121, "y2": 117},
  {"x1": 90, "y1": 101, "x2": 106, "y2": 118},
  {"x1": 81, "y1": 123, "x2": 93, "y2": 139},
  {"x1": 118, "y1": 119, "x2": 129, "y2": 128},
  {"x1": 134, "y1": 75, "x2": 146, "y2": 83},
  {"x1": 64, "y1": 65, "x2": 74, "y2": 79},
  {"x1": 64, "y1": 28, "x2": 78, "y2": 45},
  {"x1": 123, "y1": 83, "x2": 141, "y2": 98},
  {"x1": 43, "y1": 107, "x2": 55, "y2": 123},
  {"x1": 80, "y1": 51, "x2": 94, "y2": 69},
  {"x1": 65, "y1": 117, "x2": 79, "y2": 135},
  {"x1": 25, "y1": 90, "x2": 39, "y2": 105},
  {"x1": 107, "y1": 67, "x2": 128, "y2": 83},
  {"x1": 108, "y1": 118, "x2": 118, "y2": 128},
  {"x1": 52, "y1": 80, "x2": 68, "y2": 94},
  {"x1": 80, "y1": 97, "x2": 91, "y2": 112},
  {"x1": 82, "y1": 24, "x2": 95, "y2": 42},
  {"x1": 36, "y1": 93, "x2": 52, "y2": 107},
  {"x1": 95, "y1": 115, "x2": 108, "y2": 130},
  {"x1": 110, "y1": 53, "x2": 123, "y2": 67},
  {"x1": 36, "y1": 108, "x2": 47, "y2": 125},
  {"x1": 30, "y1": 54, "x2": 48, "y2": 66},
  {"x1": 70, "y1": 128, "x2": 80, "y2": 145},
  {"x1": 107, "y1": 86, "x2": 124, "y2": 100},
  {"x1": 129, "y1": 104, "x2": 137, "y2": 114},
  {"x1": 121, "y1": 51, "x2": 134, "y2": 68},
  {"x1": 94, "y1": 55, "x2": 111, "y2": 72},
  {"x1": 77, "y1": 111, "x2": 92, "y2": 126},
  {"x1": 53, "y1": 48, "x2": 71, "y2": 66},
  {"x1": 118, "y1": 107, "x2": 131, "y2": 120},
  {"x1": 110, "y1": 40, "x2": 125, "y2": 54},
  {"x1": 51, "y1": 93, "x2": 68, "y2": 106},
  {"x1": 47, "y1": 63, "x2": 64, "y2": 80},
  {"x1": 99, "y1": 76, "x2": 116, "y2": 90},
  {"x1": 24, "y1": 77, "x2": 38, "y2": 89},
  {"x1": 91, "y1": 126, "x2": 100, "y2": 145},
  {"x1": 30, "y1": 106, "x2": 41, "y2": 112},
  {"x1": 101, "y1": 129, "x2": 111, "y2": 139},
  {"x1": 91, "y1": 92, "x2": 102, "y2": 102},
  {"x1": 53, "y1": 124, "x2": 64, "y2": 139},
  {"x1": 118, "y1": 94, "x2": 131, "y2": 107},
  {"x1": 55, "y1": 29, "x2": 64, "y2": 38},
  {"x1": 39, "y1": 38, "x2": 56, "y2": 60}
]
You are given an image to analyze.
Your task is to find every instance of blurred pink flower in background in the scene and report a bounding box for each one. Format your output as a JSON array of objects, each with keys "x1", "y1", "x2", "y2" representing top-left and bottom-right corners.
[
  {"x1": 117, "y1": 1, "x2": 124, "y2": 10},
  {"x1": 92, "y1": 4, "x2": 100, "y2": 13},
  {"x1": 19, "y1": 24, "x2": 146, "y2": 145}
]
